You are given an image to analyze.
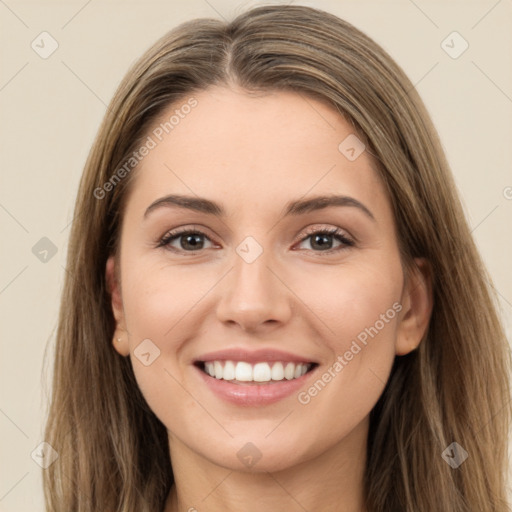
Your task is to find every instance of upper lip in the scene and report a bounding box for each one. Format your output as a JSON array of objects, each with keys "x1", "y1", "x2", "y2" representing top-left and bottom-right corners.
[{"x1": 194, "y1": 348, "x2": 318, "y2": 364}]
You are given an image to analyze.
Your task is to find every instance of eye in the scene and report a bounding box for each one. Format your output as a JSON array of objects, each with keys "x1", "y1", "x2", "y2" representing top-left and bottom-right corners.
[
  {"x1": 157, "y1": 227, "x2": 215, "y2": 253},
  {"x1": 295, "y1": 226, "x2": 355, "y2": 254},
  {"x1": 157, "y1": 225, "x2": 355, "y2": 255}
]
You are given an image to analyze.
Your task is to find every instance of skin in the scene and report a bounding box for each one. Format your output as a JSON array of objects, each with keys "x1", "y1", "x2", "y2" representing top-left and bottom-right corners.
[{"x1": 106, "y1": 85, "x2": 433, "y2": 512}]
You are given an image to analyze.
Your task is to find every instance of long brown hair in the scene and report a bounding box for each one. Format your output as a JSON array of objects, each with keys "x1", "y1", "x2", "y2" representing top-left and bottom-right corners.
[{"x1": 43, "y1": 5, "x2": 511, "y2": 511}]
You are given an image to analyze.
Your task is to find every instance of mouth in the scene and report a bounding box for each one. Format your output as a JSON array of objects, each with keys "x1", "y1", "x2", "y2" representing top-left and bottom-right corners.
[
  {"x1": 194, "y1": 360, "x2": 318, "y2": 385},
  {"x1": 193, "y1": 357, "x2": 320, "y2": 406}
]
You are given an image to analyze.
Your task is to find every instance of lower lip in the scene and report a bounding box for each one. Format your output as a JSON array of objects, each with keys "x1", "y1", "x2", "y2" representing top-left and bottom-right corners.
[{"x1": 195, "y1": 365, "x2": 317, "y2": 406}]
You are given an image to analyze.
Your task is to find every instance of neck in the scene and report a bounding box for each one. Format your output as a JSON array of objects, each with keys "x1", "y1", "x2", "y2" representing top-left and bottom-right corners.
[{"x1": 164, "y1": 417, "x2": 368, "y2": 512}]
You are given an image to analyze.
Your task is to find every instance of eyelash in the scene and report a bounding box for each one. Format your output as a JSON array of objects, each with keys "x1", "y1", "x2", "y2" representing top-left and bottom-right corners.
[{"x1": 156, "y1": 225, "x2": 355, "y2": 256}]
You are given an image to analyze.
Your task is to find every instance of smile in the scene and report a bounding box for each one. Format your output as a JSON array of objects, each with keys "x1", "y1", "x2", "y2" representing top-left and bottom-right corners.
[
  {"x1": 194, "y1": 358, "x2": 319, "y2": 406},
  {"x1": 197, "y1": 360, "x2": 316, "y2": 383}
]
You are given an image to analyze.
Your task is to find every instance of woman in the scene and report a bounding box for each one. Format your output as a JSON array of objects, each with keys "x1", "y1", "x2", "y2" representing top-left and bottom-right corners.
[{"x1": 43, "y1": 5, "x2": 511, "y2": 511}]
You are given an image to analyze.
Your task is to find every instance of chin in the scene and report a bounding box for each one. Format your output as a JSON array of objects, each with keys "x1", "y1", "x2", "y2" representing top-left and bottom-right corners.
[{"x1": 195, "y1": 431, "x2": 315, "y2": 474}]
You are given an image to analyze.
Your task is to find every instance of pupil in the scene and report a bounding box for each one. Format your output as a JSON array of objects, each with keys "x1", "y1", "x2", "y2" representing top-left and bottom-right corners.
[
  {"x1": 183, "y1": 234, "x2": 203, "y2": 250},
  {"x1": 312, "y1": 234, "x2": 332, "y2": 250}
]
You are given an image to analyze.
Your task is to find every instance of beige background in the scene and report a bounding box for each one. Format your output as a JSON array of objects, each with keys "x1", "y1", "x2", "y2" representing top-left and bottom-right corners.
[{"x1": 1, "y1": 0, "x2": 511, "y2": 510}]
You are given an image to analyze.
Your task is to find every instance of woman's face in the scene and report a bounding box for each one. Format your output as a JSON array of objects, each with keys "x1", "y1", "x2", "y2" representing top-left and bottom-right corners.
[{"x1": 107, "y1": 86, "x2": 427, "y2": 472}]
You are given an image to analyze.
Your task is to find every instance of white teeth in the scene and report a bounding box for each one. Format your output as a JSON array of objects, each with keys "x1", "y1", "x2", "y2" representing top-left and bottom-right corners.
[
  {"x1": 253, "y1": 362, "x2": 272, "y2": 382},
  {"x1": 205, "y1": 362, "x2": 215, "y2": 377},
  {"x1": 214, "y1": 361, "x2": 223, "y2": 379},
  {"x1": 271, "y1": 362, "x2": 284, "y2": 381},
  {"x1": 223, "y1": 360, "x2": 235, "y2": 380},
  {"x1": 201, "y1": 360, "x2": 313, "y2": 382},
  {"x1": 235, "y1": 361, "x2": 253, "y2": 381},
  {"x1": 284, "y1": 362, "x2": 295, "y2": 380}
]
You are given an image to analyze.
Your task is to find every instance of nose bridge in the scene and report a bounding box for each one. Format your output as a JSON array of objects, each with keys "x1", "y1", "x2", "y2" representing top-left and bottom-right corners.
[
  {"x1": 216, "y1": 239, "x2": 291, "y2": 330},
  {"x1": 232, "y1": 246, "x2": 274, "y2": 300}
]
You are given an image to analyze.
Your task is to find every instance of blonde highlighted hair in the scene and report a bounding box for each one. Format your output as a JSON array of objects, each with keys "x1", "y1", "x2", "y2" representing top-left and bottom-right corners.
[{"x1": 43, "y1": 5, "x2": 511, "y2": 511}]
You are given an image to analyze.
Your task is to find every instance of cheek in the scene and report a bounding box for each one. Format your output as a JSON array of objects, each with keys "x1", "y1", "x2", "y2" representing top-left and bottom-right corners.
[
  {"x1": 291, "y1": 258, "x2": 402, "y2": 417},
  {"x1": 293, "y1": 257, "x2": 403, "y2": 348},
  {"x1": 118, "y1": 258, "x2": 197, "y2": 417},
  {"x1": 122, "y1": 258, "x2": 202, "y2": 340}
]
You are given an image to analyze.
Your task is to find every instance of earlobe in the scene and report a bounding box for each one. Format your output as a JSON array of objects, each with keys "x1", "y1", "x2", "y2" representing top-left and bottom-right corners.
[
  {"x1": 106, "y1": 255, "x2": 130, "y2": 357},
  {"x1": 395, "y1": 257, "x2": 434, "y2": 356}
]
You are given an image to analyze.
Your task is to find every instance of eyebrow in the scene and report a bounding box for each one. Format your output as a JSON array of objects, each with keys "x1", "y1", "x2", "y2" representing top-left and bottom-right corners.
[{"x1": 143, "y1": 194, "x2": 376, "y2": 222}]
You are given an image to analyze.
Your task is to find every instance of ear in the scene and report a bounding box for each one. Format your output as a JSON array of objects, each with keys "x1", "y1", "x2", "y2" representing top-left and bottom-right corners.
[
  {"x1": 106, "y1": 254, "x2": 130, "y2": 356},
  {"x1": 395, "y1": 257, "x2": 433, "y2": 356}
]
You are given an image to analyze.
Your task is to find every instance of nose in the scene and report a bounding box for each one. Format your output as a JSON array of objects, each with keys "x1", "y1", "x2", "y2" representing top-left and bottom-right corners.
[{"x1": 216, "y1": 248, "x2": 293, "y2": 333}]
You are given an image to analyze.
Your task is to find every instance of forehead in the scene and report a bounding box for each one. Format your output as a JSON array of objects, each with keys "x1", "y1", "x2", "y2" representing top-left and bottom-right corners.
[{"x1": 125, "y1": 86, "x2": 390, "y2": 222}]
